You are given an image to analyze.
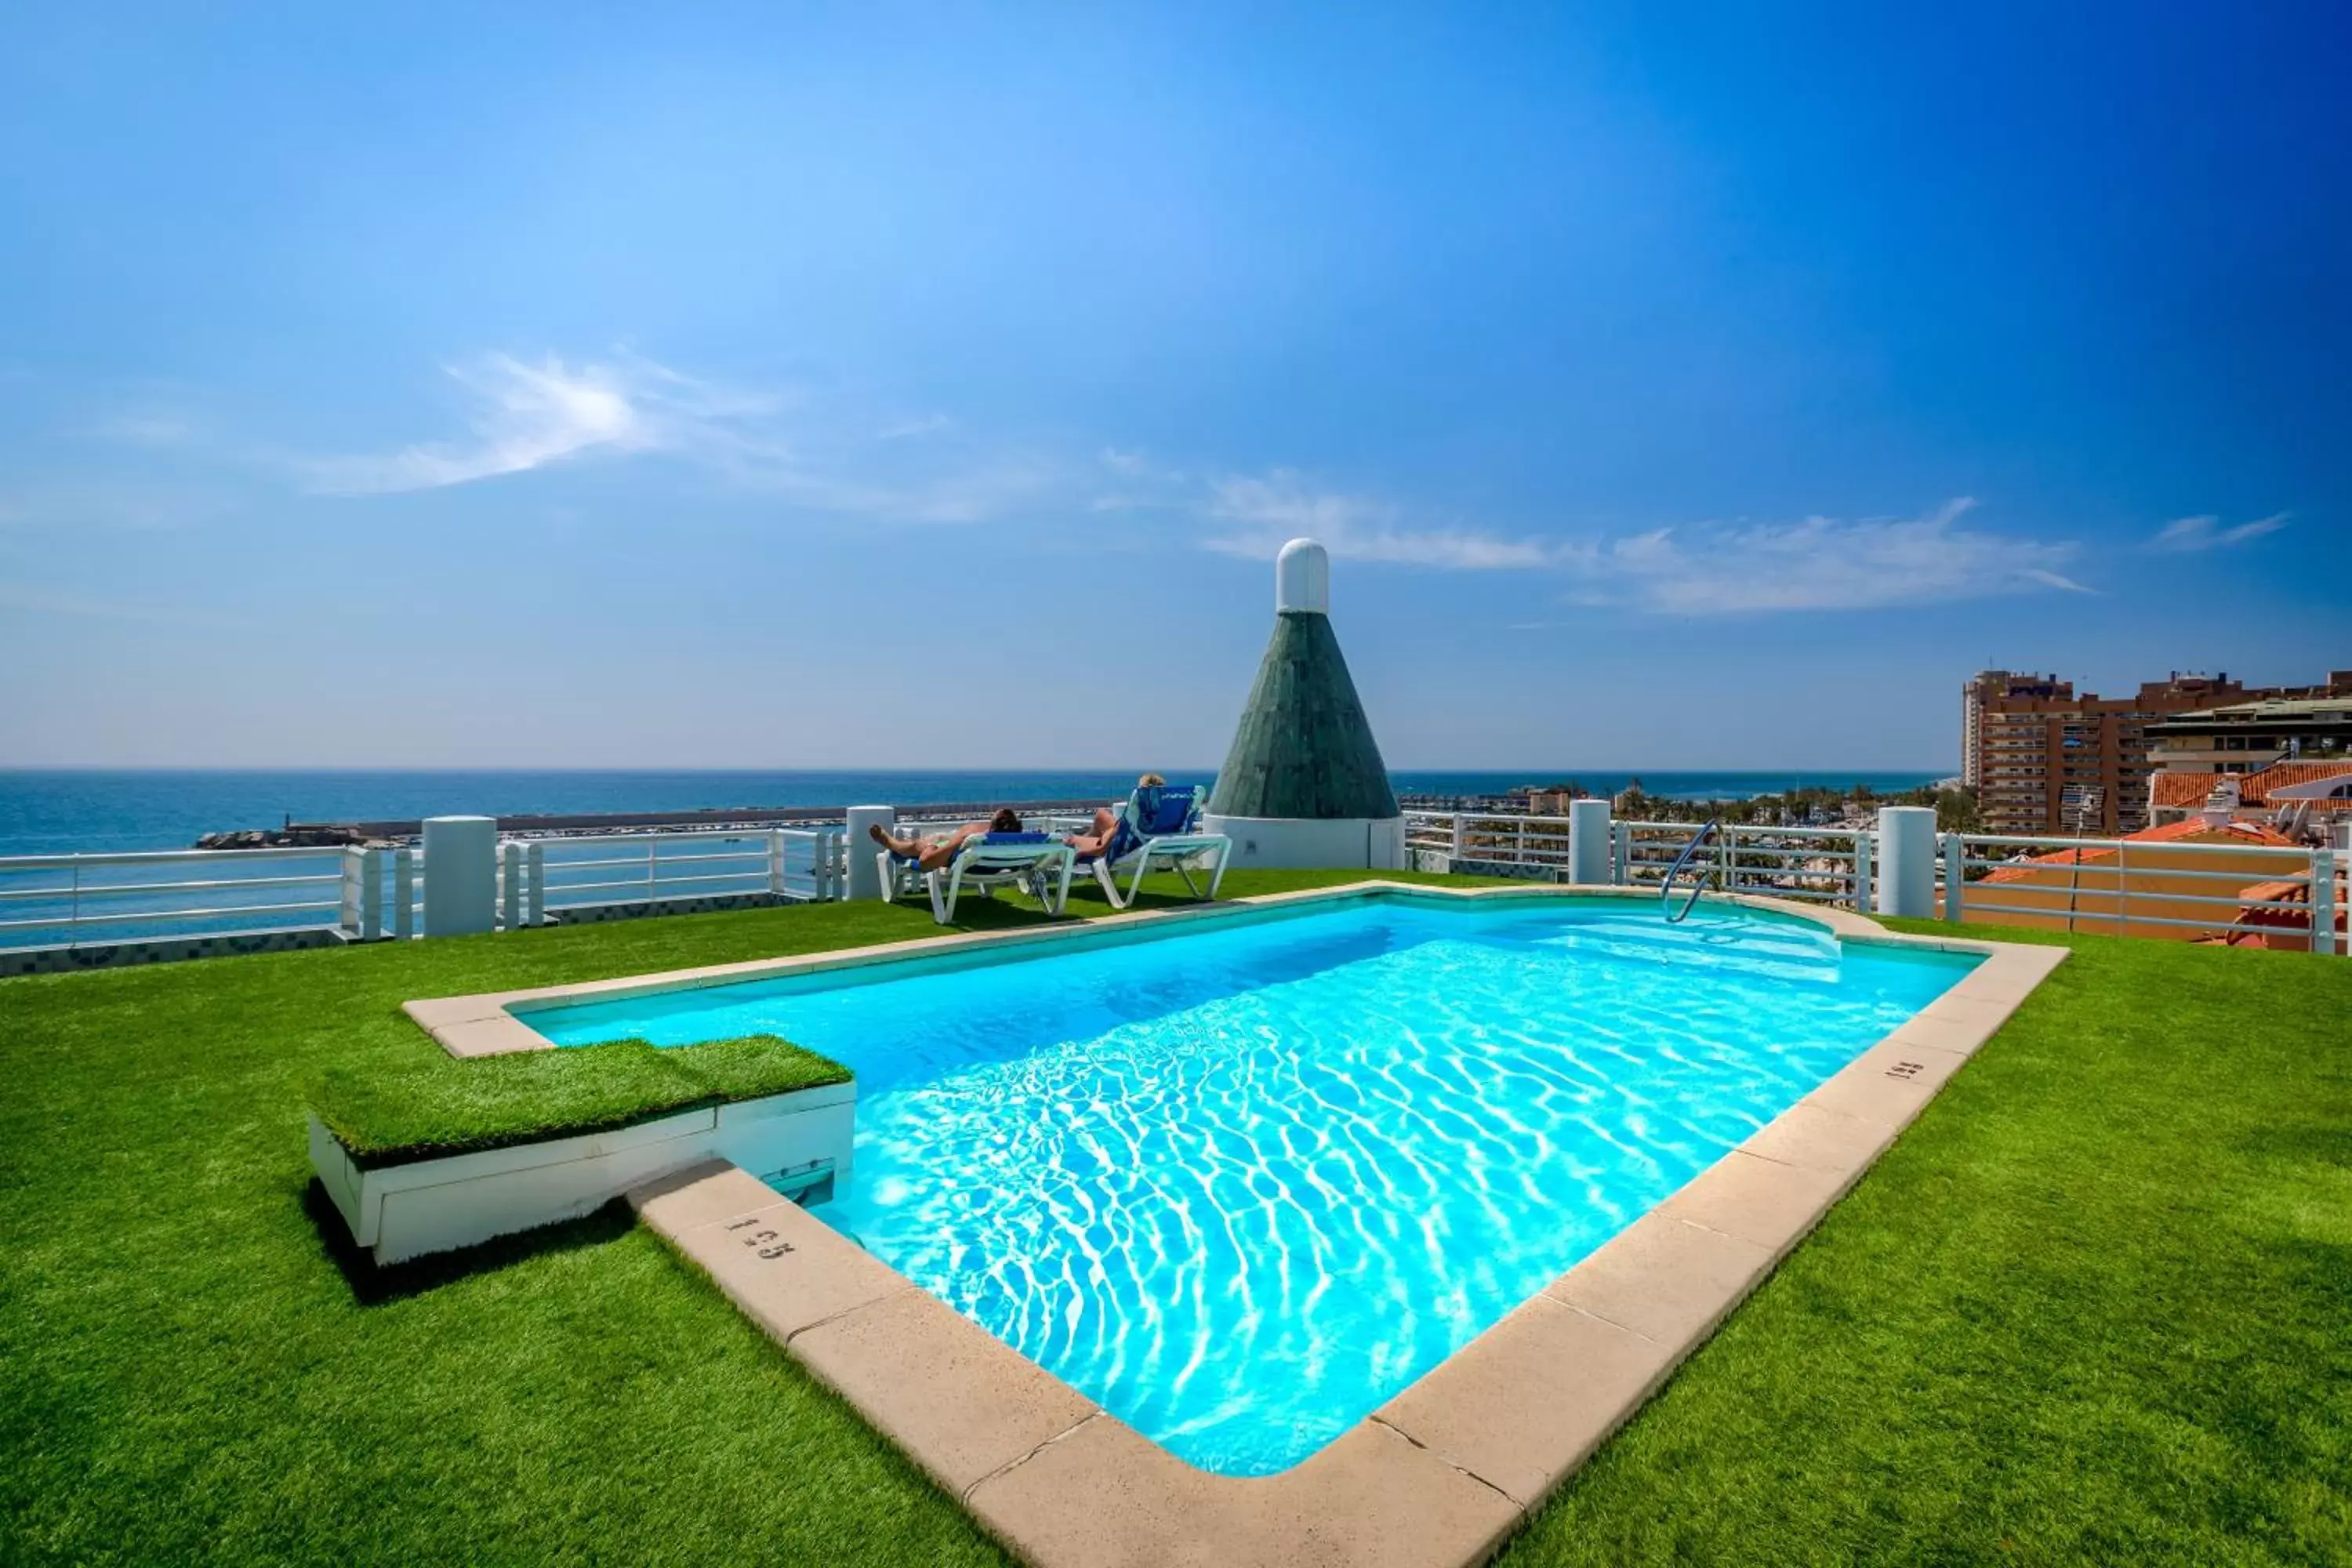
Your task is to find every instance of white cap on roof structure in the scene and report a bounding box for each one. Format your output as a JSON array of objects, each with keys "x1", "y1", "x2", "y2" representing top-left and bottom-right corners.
[{"x1": 1276, "y1": 537, "x2": 1330, "y2": 615}]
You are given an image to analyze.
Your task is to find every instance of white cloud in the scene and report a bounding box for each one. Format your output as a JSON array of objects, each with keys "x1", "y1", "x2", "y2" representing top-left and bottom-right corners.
[
  {"x1": 1100, "y1": 447, "x2": 1157, "y2": 476},
  {"x1": 1203, "y1": 470, "x2": 1555, "y2": 570},
  {"x1": 876, "y1": 413, "x2": 952, "y2": 440},
  {"x1": 2149, "y1": 511, "x2": 2290, "y2": 552},
  {"x1": 290, "y1": 350, "x2": 1062, "y2": 526},
  {"x1": 1558, "y1": 499, "x2": 2091, "y2": 614},
  {"x1": 299, "y1": 352, "x2": 774, "y2": 495}
]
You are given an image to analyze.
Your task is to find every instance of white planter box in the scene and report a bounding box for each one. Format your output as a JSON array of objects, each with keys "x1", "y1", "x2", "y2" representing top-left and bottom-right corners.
[{"x1": 310, "y1": 1080, "x2": 855, "y2": 1265}]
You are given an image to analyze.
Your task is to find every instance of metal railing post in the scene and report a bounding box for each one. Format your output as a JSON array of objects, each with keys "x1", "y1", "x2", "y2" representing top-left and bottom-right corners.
[
  {"x1": 526, "y1": 841, "x2": 545, "y2": 926},
  {"x1": 1941, "y1": 833, "x2": 1965, "y2": 924},
  {"x1": 1854, "y1": 832, "x2": 1874, "y2": 913},
  {"x1": 339, "y1": 846, "x2": 362, "y2": 937},
  {"x1": 343, "y1": 845, "x2": 387, "y2": 939},
  {"x1": 501, "y1": 841, "x2": 523, "y2": 931},
  {"x1": 768, "y1": 829, "x2": 786, "y2": 897},
  {"x1": 2312, "y1": 847, "x2": 2337, "y2": 956},
  {"x1": 394, "y1": 848, "x2": 416, "y2": 939},
  {"x1": 1612, "y1": 821, "x2": 1629, "y2": 885},
  {"x1": 1450, "y1": 811, "x2": 1466, "y2": 864},
  {"x1": 2116, "y1": 839, "x2": 2130, "y2": 939},
  {"x1": 645, "y1": 837, "x2": 660, "y2": 901}
]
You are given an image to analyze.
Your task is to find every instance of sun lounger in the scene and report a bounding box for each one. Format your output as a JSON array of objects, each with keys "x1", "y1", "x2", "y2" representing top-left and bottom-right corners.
[
  {"x1": 1077, "y1": 784, "x2": 1231, "y2": 910},
  {"x1": 879, "y1": 830, "x2": 1076, "y2": 924}
]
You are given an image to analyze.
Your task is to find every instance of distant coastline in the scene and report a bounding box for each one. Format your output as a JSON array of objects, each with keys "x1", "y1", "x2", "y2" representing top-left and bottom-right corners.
[{"x1": 0, "y1": 768, "x2": 1952, "y2": 857}]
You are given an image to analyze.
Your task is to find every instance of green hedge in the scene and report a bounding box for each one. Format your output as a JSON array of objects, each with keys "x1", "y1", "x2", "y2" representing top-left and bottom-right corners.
[{"x1": 309, "y1": 1034, "x2": 850, "y2": 1168}]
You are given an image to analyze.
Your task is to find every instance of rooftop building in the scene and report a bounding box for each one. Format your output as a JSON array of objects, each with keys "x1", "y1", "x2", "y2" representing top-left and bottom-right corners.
[
  {"x1": 1962, "y1": 666, "x2": 2352, "y2": 837},
  {"x1": 2143, "y1": 691, "x2": 2352, "y2": 779},
  {"x1": 2148, "y1": 757, "x2": 2352, "y2": 828}
]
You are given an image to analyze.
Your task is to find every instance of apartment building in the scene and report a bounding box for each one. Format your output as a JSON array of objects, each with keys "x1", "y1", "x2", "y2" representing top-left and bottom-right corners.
[
  {"x1": 1961, "y1": 668, "x2": 2352, "y2": 836},
  {"x1": 2143, "y1": 689, "x2": 2352, "y2": 777}
]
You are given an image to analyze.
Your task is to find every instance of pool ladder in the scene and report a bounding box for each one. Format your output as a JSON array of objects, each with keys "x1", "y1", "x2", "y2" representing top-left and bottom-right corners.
[{"x1": 1660, "y1": 819, "x2": 1722, "y2": 924}]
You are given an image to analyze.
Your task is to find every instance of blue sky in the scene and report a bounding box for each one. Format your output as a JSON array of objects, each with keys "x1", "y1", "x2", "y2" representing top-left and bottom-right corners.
[{"x1": 2, "y1": 3, "x2": 2344, "y2": 771}]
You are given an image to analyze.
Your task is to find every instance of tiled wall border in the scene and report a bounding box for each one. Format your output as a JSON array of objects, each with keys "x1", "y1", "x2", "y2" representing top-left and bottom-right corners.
[{"x1": 1, "y1": 924, "x2": 346, "y2": 978}]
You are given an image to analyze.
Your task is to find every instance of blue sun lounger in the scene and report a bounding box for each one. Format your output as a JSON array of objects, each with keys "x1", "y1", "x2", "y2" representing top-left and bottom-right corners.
[{"x1": 1076, "y1": 783, "x2": 1232, "y2": 910}]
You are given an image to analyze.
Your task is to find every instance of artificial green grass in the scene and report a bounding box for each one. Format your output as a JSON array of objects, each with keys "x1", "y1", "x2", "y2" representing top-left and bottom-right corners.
[
  {"x1": 1497, "y1": 920, "x2": 2352, "y2": 1568},
  {"x1": 310, "y1": 1034, "x2": 851, "y2": 1168},
  {"x1": 0, "y1": 867, "x2": 1452, "y2": 1568},
  {"x1": 3, "y1": 880, "x2": 2347, "y2": 1566}
]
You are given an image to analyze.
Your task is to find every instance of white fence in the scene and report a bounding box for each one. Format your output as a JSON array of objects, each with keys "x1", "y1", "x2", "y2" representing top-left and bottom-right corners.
[
  {"x1": 334, "y1": 828, "x2": 847, "y2": 940},
  {"x1": 0, "y1": 845, "x2": 351, "y2": 949},
  {"x1": 5, "y1": 827, "x2": 848, "y2": 956},
  {"x1": 1936, "y1": 831, "x2": 2337, "y2": 946},
  {"x1": 525, "y1": 828, "x2": 844, "y2": 920},
  {"x1": 1406, "y1": 811, "x2": 1878, "y2": 909},
  {"x1": 7, "y1": 807, "x2": 2339, "y2": 964},
  {"x1": 1403, "y1": 808, "x2": 2344, "y2": 954}
]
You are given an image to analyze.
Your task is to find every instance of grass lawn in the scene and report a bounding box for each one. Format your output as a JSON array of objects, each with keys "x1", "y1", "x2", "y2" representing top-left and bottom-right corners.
[{"x1": 2, "y1": 877, "x2": 2347, "y2": 1566}]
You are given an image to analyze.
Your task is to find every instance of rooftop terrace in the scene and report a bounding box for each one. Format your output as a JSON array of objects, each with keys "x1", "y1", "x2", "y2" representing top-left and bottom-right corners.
[{"x1": 2, "y1": 869, "x2": 2346, "y2": 1565}]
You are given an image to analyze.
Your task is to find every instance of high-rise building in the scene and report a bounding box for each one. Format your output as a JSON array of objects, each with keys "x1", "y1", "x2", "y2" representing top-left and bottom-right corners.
[
  {"x1": 1961, "y1": 672, "x2": 2071, "y2": 789},
  {"x1": 1961, "y1": 668, "x2": 2352, "y2": 836}
]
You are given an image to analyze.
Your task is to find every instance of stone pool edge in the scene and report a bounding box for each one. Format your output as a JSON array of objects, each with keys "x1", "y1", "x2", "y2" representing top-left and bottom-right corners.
[
  {"x1": 455, "y1": 884, "x2": 2066, "y2": 1568},
  {"x1": 400, "y1": 879, "x2": 2002, "y2": 1059}
]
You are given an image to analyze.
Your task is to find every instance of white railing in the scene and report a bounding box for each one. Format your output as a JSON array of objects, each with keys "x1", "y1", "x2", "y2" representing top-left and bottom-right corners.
[
  {"x1": 1936, "y1": 831, "x2": 2339, "y2": 949},
  {"x1": 0, "y1": 845, "x2": 350, "y2": 949},
  {"x1": 523, "y1": 827, "x2": 843, "y2": 920},
  {"x1": 11, "y1": 806, "x2": 2337, "y2": 964},
  {"x1": 1617, "y1": 822, "x2": 1876, "y2": 909},
  {"x1": 1404, "y1": 811, "x2": 1877, "y2": 909},
  {"x1": 1402, "y1": 807, "x2": 2343, "y2": 952}
]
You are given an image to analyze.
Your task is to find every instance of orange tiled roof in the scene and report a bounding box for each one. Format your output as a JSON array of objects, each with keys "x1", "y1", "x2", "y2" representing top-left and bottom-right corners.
[
  {"x1": 2245, "y1": 759, "x2": 2352, "y2": 809},
  {"x1": 1980, "y1": 818, "x2": 2298, "y2": 883},
  {"x1": 2151, "y1": 772, "x2": 2219, "y2": 809},
  {"x1": 2151, "y1": 759, "x2": 2352, "y2": 812}
]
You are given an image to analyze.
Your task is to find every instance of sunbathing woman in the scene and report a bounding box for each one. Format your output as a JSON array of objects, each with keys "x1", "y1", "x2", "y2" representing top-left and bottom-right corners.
[{"x1": 869, "y1": 808, "x2": 1024, "y2": 872}]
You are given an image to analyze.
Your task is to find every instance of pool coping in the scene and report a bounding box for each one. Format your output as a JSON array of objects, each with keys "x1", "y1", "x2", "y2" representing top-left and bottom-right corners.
[{"x1": 408, "y1": 882, "x2": 2068, "y2": 1567}]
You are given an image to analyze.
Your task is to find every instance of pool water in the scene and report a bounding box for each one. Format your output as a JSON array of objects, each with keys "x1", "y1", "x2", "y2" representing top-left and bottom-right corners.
[{"x1": 528, "y1": 894, "x2": 1975, "y2": 1475}]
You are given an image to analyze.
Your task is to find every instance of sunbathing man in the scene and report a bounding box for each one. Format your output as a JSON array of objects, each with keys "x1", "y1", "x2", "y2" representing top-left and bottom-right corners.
[
  {"x1": 1065, "y1": 773, "x2": 1167, "y2": 858},
  {"x1": 869, "y1": 808, "x2": 1024, "y2": 872}
]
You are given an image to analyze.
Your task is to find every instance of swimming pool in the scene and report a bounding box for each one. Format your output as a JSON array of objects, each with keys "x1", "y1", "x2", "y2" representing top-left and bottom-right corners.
[{"x1": 525, "y1": 892, "x2": 1977, "y2": 1476}]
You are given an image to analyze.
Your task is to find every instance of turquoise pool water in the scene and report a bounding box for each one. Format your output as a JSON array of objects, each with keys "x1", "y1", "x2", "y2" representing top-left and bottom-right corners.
[{"x1": 527, "y1": 894, "x2": 1975, "y2": 1475}]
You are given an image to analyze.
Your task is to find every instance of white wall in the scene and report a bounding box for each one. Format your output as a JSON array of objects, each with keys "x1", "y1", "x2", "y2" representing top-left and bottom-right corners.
[
  {"x1": 1200, "y1": 815, "x2": 1406, "y2": 871},
  {"x1": 313, "y1": 1080, "x2": 855, "y2": 1265}
]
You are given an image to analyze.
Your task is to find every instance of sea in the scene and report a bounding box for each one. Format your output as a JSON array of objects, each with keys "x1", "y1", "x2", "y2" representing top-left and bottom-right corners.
[{"x1": 0, "y1": 769, "x2": 1951, "y2": 857}]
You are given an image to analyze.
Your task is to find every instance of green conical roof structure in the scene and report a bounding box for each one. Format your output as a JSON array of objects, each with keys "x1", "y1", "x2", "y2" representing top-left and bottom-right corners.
[{"x1": 1207, "y1": 542, "x2": 1400, "y2": 821}]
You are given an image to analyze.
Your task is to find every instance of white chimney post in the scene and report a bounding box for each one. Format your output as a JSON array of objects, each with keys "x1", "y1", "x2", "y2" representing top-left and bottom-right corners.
[
  {"x1": 1276, "y1": 538, "x2": 1330, "y2": 614},
  {"x1": 1875, "y1": 805, "x2": 1938, "y2": 920},
  {"x1": 1569, "y1": 798, "x2": 1611, "y2": 885},
  {"x1": 844, "y1": 806, "x2": 897, "y2": 901},
  {"x1": 422, "y1": 816, "x2": 499, "y2": 937}
]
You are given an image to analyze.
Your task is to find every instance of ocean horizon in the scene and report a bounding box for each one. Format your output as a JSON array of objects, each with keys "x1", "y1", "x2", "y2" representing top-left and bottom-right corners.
[{"x1": 0, "y1": 768, "x2": 1953, "y2": 857}]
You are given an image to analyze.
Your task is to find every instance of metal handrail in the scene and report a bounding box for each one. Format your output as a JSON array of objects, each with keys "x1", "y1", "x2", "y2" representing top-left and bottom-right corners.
[{"x1": 1660, "y1": 819, "x2": 1722, "y2": 924}]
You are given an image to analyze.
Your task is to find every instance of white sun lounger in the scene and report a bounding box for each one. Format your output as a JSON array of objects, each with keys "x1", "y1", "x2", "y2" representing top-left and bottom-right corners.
[{"x1": 878, "y1": 831, "x2": 1076, "y2": 924}]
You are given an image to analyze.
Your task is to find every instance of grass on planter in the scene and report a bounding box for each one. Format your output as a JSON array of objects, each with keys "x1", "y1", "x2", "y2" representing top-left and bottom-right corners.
[{"x1": 310, "y1": 1034, "x2": 850, "y2": 1167}]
